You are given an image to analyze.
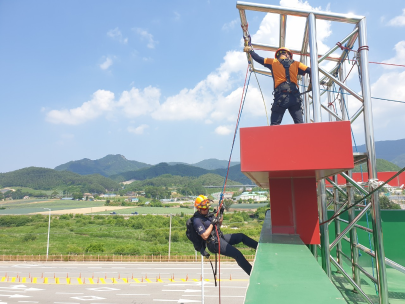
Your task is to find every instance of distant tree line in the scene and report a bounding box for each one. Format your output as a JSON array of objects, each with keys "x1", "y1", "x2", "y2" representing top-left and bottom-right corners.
[{"x1": 0, "y1": 167, "x2": 120, "y2": 193}]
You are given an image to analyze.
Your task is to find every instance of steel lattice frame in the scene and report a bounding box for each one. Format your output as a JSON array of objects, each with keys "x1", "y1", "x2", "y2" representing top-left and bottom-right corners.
[{"x1": 236, "y1": 2, "x2": 405, "y2": 304}]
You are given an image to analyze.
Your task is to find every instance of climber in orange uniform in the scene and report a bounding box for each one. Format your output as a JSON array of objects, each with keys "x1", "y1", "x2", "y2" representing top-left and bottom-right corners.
[{"x1": 244, "y1": 46, "x2": 311, "y2": 125}]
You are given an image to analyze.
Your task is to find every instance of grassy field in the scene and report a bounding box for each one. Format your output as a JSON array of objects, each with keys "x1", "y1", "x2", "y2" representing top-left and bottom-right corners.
[
  {"x1": 0, "y1": 199, "x2": 267, "y2": 215},
  {"x1": 0, "y1": 213, "x2": 263, "y2": 256},
  {"x1": 94, "y1": 207, "x2": 195, "y2": 215},
  {"x1": 0, "y1": 200, "x2": 105, "y2": 215}
]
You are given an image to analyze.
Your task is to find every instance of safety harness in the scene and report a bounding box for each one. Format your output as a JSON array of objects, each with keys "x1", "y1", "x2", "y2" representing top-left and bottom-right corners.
[
  {"x1": 186, "y1": 212, "x2": 219, "y2": 286},
  {"x1": 274, "y1": 59, "x2": 300, "y2": 94}
]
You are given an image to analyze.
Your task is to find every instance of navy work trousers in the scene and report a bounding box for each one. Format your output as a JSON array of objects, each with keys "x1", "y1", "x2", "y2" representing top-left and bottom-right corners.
[
  {"x1": 207, "y1": 233, "x2": 258, "y2": 275},
  {"x1": 271, "y1": 91, "x2": 303, "y2": 125}
]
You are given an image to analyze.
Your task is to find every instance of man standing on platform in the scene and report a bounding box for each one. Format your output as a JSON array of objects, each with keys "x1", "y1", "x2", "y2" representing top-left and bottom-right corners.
[{"x1": 244, "y1": 46, "x2": 311, "y2": 125}]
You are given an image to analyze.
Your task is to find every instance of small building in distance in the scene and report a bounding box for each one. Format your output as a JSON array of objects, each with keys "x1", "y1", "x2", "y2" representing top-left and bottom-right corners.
[
  {"x1": 211, "y1": 192, "x2": 234, "y2": 200},
  {"x1": 100, "y1": 193, "x2": 117, "y2": 198},
  {"x1": 235, "y1": 192, "x2": 267, "y2": 202}
]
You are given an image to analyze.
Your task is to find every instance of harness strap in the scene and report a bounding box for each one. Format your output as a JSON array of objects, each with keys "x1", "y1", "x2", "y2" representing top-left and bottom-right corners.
[{"x1": 280, "y1": 59, "x2": 293, "y2": 84}]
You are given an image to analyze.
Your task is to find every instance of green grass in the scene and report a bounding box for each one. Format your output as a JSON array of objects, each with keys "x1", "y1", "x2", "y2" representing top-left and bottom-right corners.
[
  {"x1": 94, "y1": 206, "x2": 195, "y2": 215},
  {"x1": 0, "y1": 213, "x2": 262, "y2": 256},
  {"x1": 0, "y1": 199, "x2": 105, "y2": 215}
]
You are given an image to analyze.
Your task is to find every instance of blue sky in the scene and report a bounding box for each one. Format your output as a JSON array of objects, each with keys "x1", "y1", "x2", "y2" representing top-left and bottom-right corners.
[{"x1": 1, "y1": 0, "x2": 405, "y2": 173}]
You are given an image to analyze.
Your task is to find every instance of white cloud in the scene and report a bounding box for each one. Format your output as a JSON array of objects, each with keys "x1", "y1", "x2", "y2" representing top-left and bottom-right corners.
[
  {"x1": 347, "y1": 40, "x2": 405, "y2": 141},
  {"x1": 215, "y1": 125, "x2": 233, "y2": 135},
  {"x1": 100, "y1": 56, "x2": 113, "y2": 70},
  {"x1": 46, "y1": 86, "x2": 160, "y2": 125},
  {"x1": 174, "y1": 11, "x2": 181, "y2": 21},
  {"x1": 107, "y1": 27, "x2": 128, "y2": 44},
  {"x1": 388, "y1": 9, "x2": 405, "y2": 27},
  {"x1": 152, "y1": 50, "x2": 246, "y2": 121},
  {"x1": 119, "y1": 86, "x2": 160, "y2": 118},
  {"x1": 46, "y1": 90, "x2": 115, "y2": 125},
  {"x1": 222, "y1": 19, "x2": 238, "y2": 32},
  {"x1": 46, "y1": 0, "x2": 334, "y2": 129},
  {"x1": 382, "y1": 41, "x2": 405, "y2": 68},
  {"x1": 133, "y1": 28, "x2": 158, "y2": 49},
  {"x1": 128, "y1": 124, "x2": 149, "y2": 135},
  {"x1": 280, "y1": 0, "x2": 331, "y2": 54}
]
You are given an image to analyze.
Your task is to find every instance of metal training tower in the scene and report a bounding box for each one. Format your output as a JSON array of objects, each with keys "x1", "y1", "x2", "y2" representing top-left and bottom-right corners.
[{"x1": 236, "y1": 2, "x2": 405, "y2": 304}]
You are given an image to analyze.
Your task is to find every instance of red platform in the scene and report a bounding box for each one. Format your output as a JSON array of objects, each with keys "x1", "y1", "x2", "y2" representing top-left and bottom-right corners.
[{"x1": 240, "y1": 121, "x2": 354, "y2": 244}]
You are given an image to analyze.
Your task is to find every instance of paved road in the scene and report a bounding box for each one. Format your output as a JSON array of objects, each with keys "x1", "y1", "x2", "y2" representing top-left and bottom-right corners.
[{"x1": 0, "y1": 261, "x2": 249, "y2": 304}]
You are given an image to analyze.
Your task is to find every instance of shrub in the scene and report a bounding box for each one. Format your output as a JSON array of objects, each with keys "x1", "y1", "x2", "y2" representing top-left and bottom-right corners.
[
  {"x1": 114, "y1": 245, "x2": 141, "y2": 255},
  {"x1": 230, "y1": 215, "x2": 244, "y2": 223},
  {"x1": 85, "y1": 243, "x2": 105, "y2": 253},
  {"x1": 148, "y1": 244, "x2": 167, "y2": 255},
  {"x1": 0, "y1": 216, "x2": 34, "y2": 227},
  {"x1": 67, "y1": 245, "x2": 83, "y2": 254},
  {"x1": 229, "y1": 222, "x2": 244, "y2": 228},
  {"x1": 22, "y1": 234, "x2": 37, "y2": 242}
]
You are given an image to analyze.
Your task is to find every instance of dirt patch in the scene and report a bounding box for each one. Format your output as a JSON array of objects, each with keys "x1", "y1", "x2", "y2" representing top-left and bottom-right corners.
[{"x1": 31, "y1": 206, "x2": 132, "y2": 215}]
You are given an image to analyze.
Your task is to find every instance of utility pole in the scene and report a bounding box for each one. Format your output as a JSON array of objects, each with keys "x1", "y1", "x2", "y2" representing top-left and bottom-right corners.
[
  {"x1": 43, "y1": 208, "x2": 51, "y2": 261},
  {"x1": 168, "y1": 214, "x2": 172, "y2": 260},
  {"x1": 201, "y1": 254, "x2": 204, "y2": 304}
]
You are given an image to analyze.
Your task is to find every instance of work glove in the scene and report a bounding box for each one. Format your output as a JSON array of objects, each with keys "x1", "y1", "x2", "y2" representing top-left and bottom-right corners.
[
  {"x1": 211, "y1": 217, "x2": 219, "y2": 226},
  {"x1": 244, "y1": 46, "x2": 253, "y2": 53}
]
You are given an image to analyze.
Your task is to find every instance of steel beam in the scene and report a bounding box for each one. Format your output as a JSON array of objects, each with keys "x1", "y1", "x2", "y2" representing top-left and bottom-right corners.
[
  {"x1": 330, "y1": 256, "x2": 374, "y2": 304},
  {"x1": 252, "y1": 43, "x2": 341, "y2": 62},
  {"x1": 340, "y1": 172, "x2": 369, "y2": 196},
  {"x1": 329, "y1": 202, "x2": 371, "y2": 250},
  {"x1": 319, "y1": 67, "x2": 364, "y2": 102},
  {"x1": 279, "y1": 15, "x2": 287, "y2": 47},
  {"x1": 325, "y1": 177, "x2": 348, "y2": 198},
  {"x1": 236, "y1": 2, "x2": 363, "y2": 23},
  {"x1": 239, "y1": 9, "x2": 255, "y2": 72},
  {"x1": 333, "y1": 175, "x2": 343, "y2": 267},
  {"x1": 308, "y1": 13, "x2": 321, "y2": 122},
  {"x1": 318, "y1": 28, "x2": 358, "y2": 64},
  {"x1": 350, "y1": 105, "x2": 364, "y2": 124},
  {"x1": 346, "y1": 180, "x2": 361, "y2": 286},
  {"x1": 343, "y1": 237, "x2": 405, "y2": 275},
  {"x1": 322, "y1": 104, "x2": 342, "y2": 121},
  {"x1": 337, "y1": 218, "x2": 373, "y2": 233},
  {"x1": 358, "y1": 18, "x2": 389, "y2": 303},
  {"x1": 253, "y1": 68, "x2": 272, "y2": 77}
]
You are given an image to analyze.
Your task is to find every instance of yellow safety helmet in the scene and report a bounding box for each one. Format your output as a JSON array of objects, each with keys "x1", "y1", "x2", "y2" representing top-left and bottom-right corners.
[
  {"x1": 195, "y1": 195, "x2": 210, "y2": 209},
  {"x1": 275, "y1": 47, "x2": 292, "y2": 59}
]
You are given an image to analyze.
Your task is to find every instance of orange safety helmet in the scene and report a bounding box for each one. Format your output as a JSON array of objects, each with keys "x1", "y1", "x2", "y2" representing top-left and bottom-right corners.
[
  {"x1": 195, "y1": 195, "x2": 210, "y2": 209},
  {"x1": 275, "y1": 47, "x2": 292, "y2": 59}
]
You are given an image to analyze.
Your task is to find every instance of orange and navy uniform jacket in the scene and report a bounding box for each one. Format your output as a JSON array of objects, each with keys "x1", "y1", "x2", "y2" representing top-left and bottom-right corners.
[{"x1": 250, "y1": 50, "x2": 310, "y2": 89}]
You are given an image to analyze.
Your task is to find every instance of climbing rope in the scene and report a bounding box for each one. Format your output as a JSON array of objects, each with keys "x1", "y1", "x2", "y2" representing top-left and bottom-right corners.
[
  {"x1": 253, "y1": 70, "x2": 269, "y2": 126},
  {"x1": 215, "y1": 65, "x2": 252, "y2": 304}
]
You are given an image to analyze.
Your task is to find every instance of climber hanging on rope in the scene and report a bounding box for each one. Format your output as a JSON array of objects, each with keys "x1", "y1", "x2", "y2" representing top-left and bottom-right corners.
[
  {"x1": 244, "y1": 44, "x2": 312, "y2": 125},
  {"x1": 190, "y1": 195, "x2": 258, "y2": 275}
]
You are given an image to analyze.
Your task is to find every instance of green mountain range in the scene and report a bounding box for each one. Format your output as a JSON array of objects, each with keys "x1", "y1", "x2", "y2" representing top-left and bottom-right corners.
[
  {"x1": 0, "y1": 167, "x2": 120, "y2": 192},
  {"x1": 54, "y1": 154, "x2": 150, "y2": 176},
  {"x1": 355, "y1": 138, "x2": 405, "y2": 167},
  {"x1": 110, "y1": 163, "x2": 252, "y2": 185},
  {"x1": 352, "y1": 159, "x2": 401, "y2": 173}
]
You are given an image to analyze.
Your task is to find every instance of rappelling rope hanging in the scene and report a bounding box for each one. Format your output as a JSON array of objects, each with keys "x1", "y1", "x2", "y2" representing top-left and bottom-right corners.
[
  {"x1": 215, "y1": 65, "x2": 252, "y2": 304},
  {"x1": 252, "y1": 70, "x2": 270, "y2": 126},
  {"x1": 243, "y1": 30, "x2": 270, "y2": 126}
]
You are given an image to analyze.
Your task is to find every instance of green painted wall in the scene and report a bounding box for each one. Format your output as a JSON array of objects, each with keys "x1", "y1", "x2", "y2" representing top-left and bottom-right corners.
[{"x1": 327, "y1": 210, "x2": 405, "y2": 268}]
